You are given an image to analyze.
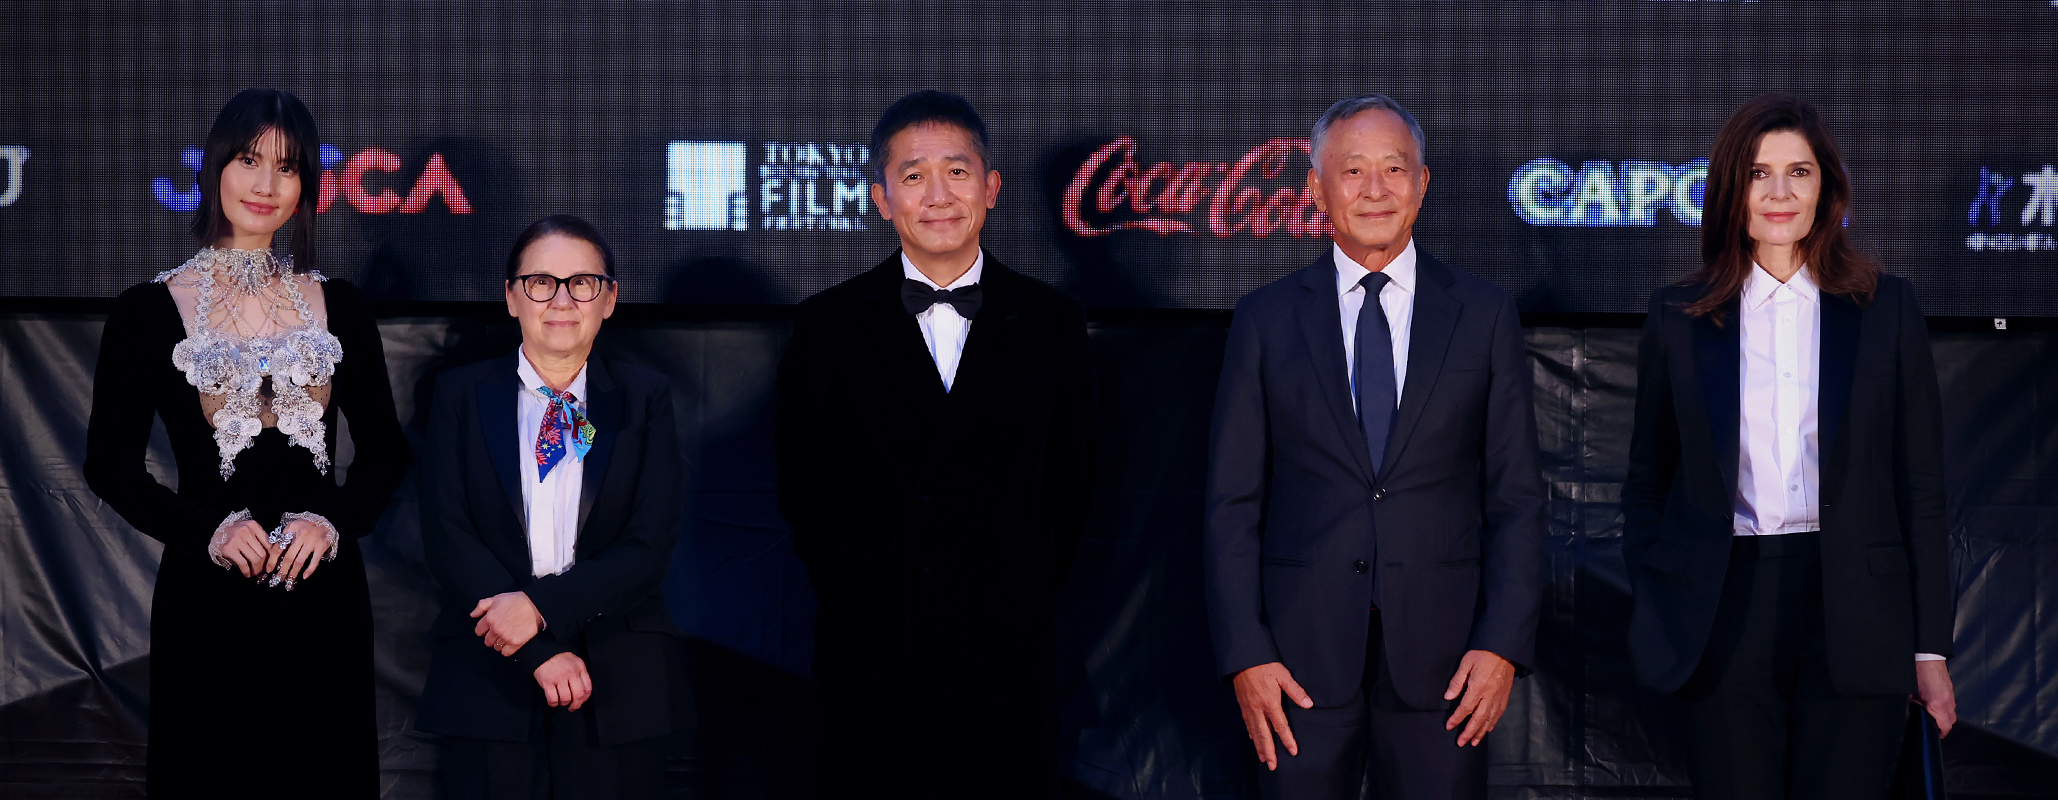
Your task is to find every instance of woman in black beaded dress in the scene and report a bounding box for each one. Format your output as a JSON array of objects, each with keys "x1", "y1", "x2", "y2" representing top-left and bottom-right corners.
[{"x1": 83, "y1": 88, "x2": 409, "y2": 797}]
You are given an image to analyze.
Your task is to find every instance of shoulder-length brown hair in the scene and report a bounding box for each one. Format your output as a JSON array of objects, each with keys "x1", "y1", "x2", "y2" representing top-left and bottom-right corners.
[{"x1": 1684, "y1": 94, "x2": 1877, "y2": 319}]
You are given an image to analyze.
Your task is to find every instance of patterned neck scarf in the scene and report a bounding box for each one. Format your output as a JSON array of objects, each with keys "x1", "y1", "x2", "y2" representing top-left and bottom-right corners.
[{"x1": 534, "y1": 385, "x2": 595, "y2": 481}]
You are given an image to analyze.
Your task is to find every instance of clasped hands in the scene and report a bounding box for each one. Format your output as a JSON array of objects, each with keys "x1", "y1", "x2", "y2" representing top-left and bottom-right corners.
[
  {"x1": 1233, "y1": 649, "x2": 1515, "y2": 771},
  {"x1": 472, "y1": 591, "x2": 591, "y2": 711},
  {"x1": 216, "y1": 516, "x2": 329, "y2": 585}
]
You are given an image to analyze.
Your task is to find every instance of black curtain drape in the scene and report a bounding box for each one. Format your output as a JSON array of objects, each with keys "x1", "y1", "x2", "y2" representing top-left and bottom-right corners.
[{"x1": 1, "y1": 309, "x2": 2052, "y2": 798}]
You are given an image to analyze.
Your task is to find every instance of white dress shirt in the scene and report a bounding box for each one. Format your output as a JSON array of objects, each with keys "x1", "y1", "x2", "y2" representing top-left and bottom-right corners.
[
  {"x1": 902, "y1": 251, "x2": 983, "y2": 392},
  {"x1": 516, "y1": 350, "x2": 585, "y2": 578},
  {"x1": 1732, "y1": 265, "x2": 1943, "y2": 663},
  {"x1": 1334, "y1": 241, "x2": 1417, "y2": 415},
  {"x1": 1734, "y1": 263, "x2": 1821, "y2": 538}
]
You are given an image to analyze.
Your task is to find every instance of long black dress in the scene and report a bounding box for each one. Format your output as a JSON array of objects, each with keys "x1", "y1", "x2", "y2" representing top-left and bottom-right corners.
[{"x1": 84, "y1": 276, "x2": 409, "y2": 797}]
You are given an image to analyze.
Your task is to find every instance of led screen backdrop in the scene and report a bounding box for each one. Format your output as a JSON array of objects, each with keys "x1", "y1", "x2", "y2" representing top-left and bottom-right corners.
[{"x1": 2, "y1": 1, "x2": 2054, "y2": 314}]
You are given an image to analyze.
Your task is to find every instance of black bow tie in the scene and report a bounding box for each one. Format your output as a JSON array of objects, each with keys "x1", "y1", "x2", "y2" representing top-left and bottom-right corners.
[{"x1": 901, "y1": 279, "x2": 983, "y2": 319}]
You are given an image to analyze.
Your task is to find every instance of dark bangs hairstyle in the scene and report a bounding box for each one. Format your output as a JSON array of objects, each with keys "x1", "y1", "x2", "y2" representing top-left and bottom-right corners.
[
  {"x1": 505, "y1": 214, "x2": 617, "y2": 281},
  {"x1": 193, "y1": 88, "x2": 322, "y2": 272},
  {"x1": 869, "y1": 90, "x2": 992, "y2": 184},
  {"x1": 1686, "y1": 93, "x2": 1878, "y2": 320}
]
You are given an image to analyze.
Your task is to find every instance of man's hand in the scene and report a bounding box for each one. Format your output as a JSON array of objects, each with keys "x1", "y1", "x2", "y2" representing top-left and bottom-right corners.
[
  {"x1": 534, "y1": 652, "x2": 592, "y2": 711},
  {"x1": 472, "y1": 591, "x2": 544, "y2": 656},
  {"x1": 1444, "y1": 650, "x2": 1516, "y2": 747},
  {"x1": 1915, "y1": 659, "x2": 1956, "y2": 738},
  {"x1": 1232, "y1": 662, "x2": 1315, "y2": 771}
]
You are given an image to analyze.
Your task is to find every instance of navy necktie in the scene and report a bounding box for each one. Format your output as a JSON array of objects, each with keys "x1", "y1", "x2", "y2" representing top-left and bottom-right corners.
[{"x1": 1354, "y1": 272, "x2": 1397, "y2": 475}]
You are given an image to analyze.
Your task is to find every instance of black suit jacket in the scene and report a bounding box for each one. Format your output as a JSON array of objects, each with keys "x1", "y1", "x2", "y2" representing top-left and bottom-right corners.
[
  {"x1": 1620, "y1": 275, "x2": 1951, "y2": 696},
  {"x1": 775, "y1": 251, "x2": 1094, "y2": 700},
  {"x1": 1204, "y1": 250, "x2": 1545, "y2": 709},
  {"x1": 416, "y1": 352, "x2": 688, "y2": 745}
]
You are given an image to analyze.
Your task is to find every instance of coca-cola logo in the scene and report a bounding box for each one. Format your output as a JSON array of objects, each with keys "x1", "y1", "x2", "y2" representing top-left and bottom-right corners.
[{"x1": 1062, "y1": 136, "x2": 1329, "y2": 239}]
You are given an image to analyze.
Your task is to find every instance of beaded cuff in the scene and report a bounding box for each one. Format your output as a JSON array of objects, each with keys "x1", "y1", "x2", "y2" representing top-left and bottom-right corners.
[
  {"x1": 208, "y1": 509, "x2": 253, "y2": 569},
  {"x1": 257, "y1": 511, "x2": 341, "y2": 591},
  {"x1": 280, "y1": 511, "x2": 342, "y2": 562}
]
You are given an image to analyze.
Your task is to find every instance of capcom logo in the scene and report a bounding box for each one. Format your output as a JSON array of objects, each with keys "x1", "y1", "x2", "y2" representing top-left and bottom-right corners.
[{"x1": 1508, "y1": 158, "x2": 1708, "y2": 227}]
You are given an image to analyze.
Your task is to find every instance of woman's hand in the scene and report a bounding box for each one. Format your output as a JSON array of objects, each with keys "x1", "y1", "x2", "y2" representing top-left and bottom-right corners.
[
  {"x1": 217, "y1": 519, "x2": 277, "y2": 578},
  {"x1": 533, "y1": 652, "x2": 592, "y2": 710},
  {"x1": 1915, "y1": 659, "x2": 1957, "y2": 738},
  {"x1": 473, "y1": 592, "x2": 545, "y2": 655},
  {"x1": 273, "y1": 517, "x2": 331, "y2": 582}
]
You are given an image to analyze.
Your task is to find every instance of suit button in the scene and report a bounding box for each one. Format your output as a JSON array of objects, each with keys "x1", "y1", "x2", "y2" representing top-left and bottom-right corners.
[
  {"x1": 1373, "y1": 489, "x2": 1387, "y2": 501},
  {"x1": 1353, "y1": 560, "x2": 1369, "y2": 573}
]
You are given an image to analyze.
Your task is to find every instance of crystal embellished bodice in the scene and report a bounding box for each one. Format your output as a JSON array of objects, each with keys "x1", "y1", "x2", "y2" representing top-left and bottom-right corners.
[{"x1": 155, "y1": 248, "x2": 344, "y2": 478}]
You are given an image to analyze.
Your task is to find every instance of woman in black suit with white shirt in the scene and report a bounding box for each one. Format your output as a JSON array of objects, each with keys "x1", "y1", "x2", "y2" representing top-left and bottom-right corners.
[
  {"x1": 416, "y1": 215, "x2": 687, "y2": 799},
  {"x1": 1620, "y1": 94, "x2": 1957, "y2": 799}
]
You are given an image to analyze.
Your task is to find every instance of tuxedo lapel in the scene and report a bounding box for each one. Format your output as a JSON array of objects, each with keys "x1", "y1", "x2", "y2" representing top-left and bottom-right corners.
[
  {"x1": 915, "y1": 259, "x2": 1015, "y2": 479},
  {"x1": 864, "y1": 252, "x2": 951, "y2": 406},
  {"x1": 576, "y1": 357, "x2": 623, "y2": 536},
  {"x1": 1294, "y1": 257, "x2": 1374, "y2": 485},
  {"x1": 937, "y1": 255, "x2": 1016, "y2": 406},
  {"x1": 477, "y1": 353, "x2": 527, "y2": 527},
  {"x1": 1816, "y1": 292, "x2": 1861, "y2": 506},
  {"x1": 1691, "y1": 301, "x2": 1743, "y2": 500},
  {"x1": 1382, "y1": 254, "x2": 1459, "y2": 479}
]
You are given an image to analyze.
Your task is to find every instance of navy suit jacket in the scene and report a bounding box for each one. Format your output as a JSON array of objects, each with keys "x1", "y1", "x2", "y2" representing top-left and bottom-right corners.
[
  {"x1": 1204, "y1": 249, "x2": 1545, "y2": 709},
  {"x1": 1620, "y1": 275, "x2": 1952, "y2": 696},
  {"x1": 416, "y1": 351, "x2": 688, "y2": 745}
]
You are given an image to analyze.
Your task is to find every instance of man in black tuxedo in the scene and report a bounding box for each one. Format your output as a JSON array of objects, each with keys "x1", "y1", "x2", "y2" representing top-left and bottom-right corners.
[
  {"x1": 1204, "y1": 95, "x2": 1544, "y2": 799},
  {"x1": 418, "y1": 216, "x2": 688, "y2": 799},
  {"x1": 775, "y1": 90, "x2": 1094, "y2": 796}
]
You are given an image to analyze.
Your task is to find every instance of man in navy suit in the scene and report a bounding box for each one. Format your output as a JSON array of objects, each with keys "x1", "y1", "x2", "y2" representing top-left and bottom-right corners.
[{"x1": 1204, "y1": 95, "x2": 1545, "y2": 799}]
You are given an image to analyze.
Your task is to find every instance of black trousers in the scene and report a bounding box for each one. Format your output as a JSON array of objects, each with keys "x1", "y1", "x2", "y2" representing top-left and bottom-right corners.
[
  {"x1": 1260, "y1": 611, "x2": 1487, "y2": 800},
  {"x1": 1678, "y1": 532, "x2": 1908, "y2": 800},
  {"x1": 437, "y1": 705, "x2": 667, "y2": 800}
]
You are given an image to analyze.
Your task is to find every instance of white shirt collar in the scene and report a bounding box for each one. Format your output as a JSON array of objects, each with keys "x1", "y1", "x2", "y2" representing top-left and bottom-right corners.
[
  {"x1": 516, "y1": 347, "x2": 588, "y2": 400},
  {"x1": 1742, "y1": 262, "x2": 1819, "y2": 310},
  {"x1": 1333, "y1": 240, "x2": 1418, "y2": 297},
  {"x1": 901, "y1": 250, "x2": 984, "y2": 291}
]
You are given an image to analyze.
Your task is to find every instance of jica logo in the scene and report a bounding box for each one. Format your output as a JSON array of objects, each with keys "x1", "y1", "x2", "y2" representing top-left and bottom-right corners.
[
  {"x1": 153, "y1": 145, "x2": 472, "y2": 215},
  {"x1": 1508, "y1": 158, "x2": 1708, "y2": 227}
]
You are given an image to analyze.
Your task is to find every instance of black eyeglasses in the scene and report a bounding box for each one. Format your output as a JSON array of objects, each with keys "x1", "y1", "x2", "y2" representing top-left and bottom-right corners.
[{"x1": 512, "y1": 273, "x2": 615, "y2": 303}]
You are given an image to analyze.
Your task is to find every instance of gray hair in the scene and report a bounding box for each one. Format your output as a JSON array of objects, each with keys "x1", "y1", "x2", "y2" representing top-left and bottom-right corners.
[{"x1": 1309, "y1": 94, "x2": 1427, "y2": 173}]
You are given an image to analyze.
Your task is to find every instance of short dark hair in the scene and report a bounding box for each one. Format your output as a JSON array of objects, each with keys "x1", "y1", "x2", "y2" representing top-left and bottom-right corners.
[
  {"x1": 193, "y1": 88, "x2": 322, "y2": 272},
  {"x1": 504, "y1": 214, "x2": 616, "y2": 281},
  {"x1": 869, "y1": 90, "x2": 992, "y2": 184}
]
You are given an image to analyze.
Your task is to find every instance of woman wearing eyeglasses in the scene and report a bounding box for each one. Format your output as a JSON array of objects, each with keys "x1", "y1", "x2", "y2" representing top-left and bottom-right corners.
[
  {"x1": 415, "y1": 215, "x2": 688, "y2": 799},
  {"x1": 83, "y1": 88, "x2": 411, "y2": 797}
]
